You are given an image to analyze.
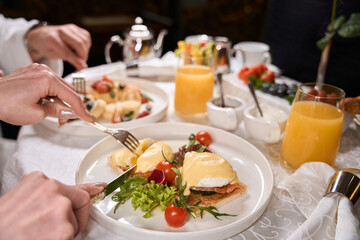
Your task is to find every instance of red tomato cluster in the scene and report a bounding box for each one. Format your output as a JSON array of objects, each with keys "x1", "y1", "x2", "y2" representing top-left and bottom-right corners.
[
  {"x1": 237, "y1": 63, "x2": 275, "y2": 84},
  {"x1": 305, "y1": 88, "x2": 338, "y2": 106}
]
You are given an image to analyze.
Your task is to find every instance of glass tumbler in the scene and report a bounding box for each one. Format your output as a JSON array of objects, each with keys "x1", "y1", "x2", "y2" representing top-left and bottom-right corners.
[
  {"x1": 174, "y1": 54, "x2": 214, "y2": 117},
  {"x1": 281, "y1": 83, "x2": 345, "y2": 169}
]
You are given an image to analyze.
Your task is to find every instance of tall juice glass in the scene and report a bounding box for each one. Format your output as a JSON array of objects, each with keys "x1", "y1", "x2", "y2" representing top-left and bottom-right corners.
[
  {"x1": 281, "y1": 83, "x2": 345, "y2": 169},
  {"x1": 174, "y1": 54, "x2": 214, "y2": 117}
]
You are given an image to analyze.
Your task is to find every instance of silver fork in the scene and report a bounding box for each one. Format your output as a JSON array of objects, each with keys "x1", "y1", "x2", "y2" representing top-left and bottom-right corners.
[
  {"x1": 70, "y1": 74, "x2": 140, "y2": 152},
  {"x1": 72, "y1": 72, "x2": 86, "y2": 95},
  {"x1": 90, "y1": 122, "x2": 139, "y2": 152}
]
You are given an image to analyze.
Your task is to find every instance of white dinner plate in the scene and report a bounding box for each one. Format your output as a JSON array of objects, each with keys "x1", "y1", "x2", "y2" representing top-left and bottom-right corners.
[
  {"x1": 76, "y1": 122, "x2": 273, "y2": 240},
  {"x1": 40, "y1": 76, "x2": 169, "y2": 136}
]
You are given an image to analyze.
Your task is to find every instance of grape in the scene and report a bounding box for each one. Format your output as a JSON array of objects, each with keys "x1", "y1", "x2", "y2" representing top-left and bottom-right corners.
[
  {"x1": 268, "y1": 84, "x2": 278, "y2": 95},
  {"x1": 261, "y1": 83, "x2": 271, "y2": 93},
  {"x1": 277, "y1": 83, "x2": 289, "y2": 97},
  {"x1": 85, "y1": 101, "x2": 94, "y2": 111}
]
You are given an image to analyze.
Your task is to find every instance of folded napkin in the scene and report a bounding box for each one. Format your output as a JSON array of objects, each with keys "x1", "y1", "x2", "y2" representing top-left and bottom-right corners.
[
  {"x1": 273, "y1": 162, "x2": 360, "y2": 240},
  {"x1": 72, "y1": 52, "x2": 177, "y2": 82},
  {"x1": 130, "y1": 51, "x2": 177, "y2": 81}
]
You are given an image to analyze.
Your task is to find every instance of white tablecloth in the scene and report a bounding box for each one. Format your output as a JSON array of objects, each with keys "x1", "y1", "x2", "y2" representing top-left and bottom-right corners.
[{"x1": 2, "y1": 75, "x2": 360, "y2": 240}]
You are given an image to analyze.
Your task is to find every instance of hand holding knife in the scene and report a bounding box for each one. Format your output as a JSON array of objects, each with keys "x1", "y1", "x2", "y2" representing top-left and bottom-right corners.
[{"x1": 90, "y1": 164, "x2": 137, "y2": 205}]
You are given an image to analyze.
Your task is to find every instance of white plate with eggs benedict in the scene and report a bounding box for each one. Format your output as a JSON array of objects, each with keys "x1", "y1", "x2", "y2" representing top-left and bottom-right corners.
[{"x1": 76, "y1": 122, "x2": 273, "y2": 240}]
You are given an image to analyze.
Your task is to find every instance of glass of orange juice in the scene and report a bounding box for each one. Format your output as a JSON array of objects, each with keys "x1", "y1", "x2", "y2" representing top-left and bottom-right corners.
[
  {"x1": 174, "y1": 54, "x2": 214, "y2": 117},
  {"x1": 281, "y1": 83, "x2": 345, "y2": 169}
]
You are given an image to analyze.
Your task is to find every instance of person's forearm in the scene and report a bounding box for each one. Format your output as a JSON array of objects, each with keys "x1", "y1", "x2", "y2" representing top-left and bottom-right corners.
[
  {"x1": 25, "y1": 21, "x2": 48, "y2": 62},
  {"x1": 0, "y1": 15, "x2": 63, "y2": 76},
  {"x1": 0, "y1": 14, "x2": 38, "y2": 75}
]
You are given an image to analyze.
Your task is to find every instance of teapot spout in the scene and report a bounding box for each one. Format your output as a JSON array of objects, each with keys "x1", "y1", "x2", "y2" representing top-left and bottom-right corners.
[{"x1": 154, "y1": 29, "x2": 168, "y2": 58}]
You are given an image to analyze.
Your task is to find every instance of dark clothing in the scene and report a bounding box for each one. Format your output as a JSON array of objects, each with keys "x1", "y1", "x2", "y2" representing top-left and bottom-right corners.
[
  {"x1": 1, "y1": 121, "x2": 20, "y2": 139},
  {"x1": 263, "y1": 0, "x2": 360, "y2": 97}
]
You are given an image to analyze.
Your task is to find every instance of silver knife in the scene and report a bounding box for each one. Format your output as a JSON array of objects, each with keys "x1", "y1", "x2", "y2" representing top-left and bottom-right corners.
[{"x1": 90, "y1": 164, "x2": 137, "y2": 205}]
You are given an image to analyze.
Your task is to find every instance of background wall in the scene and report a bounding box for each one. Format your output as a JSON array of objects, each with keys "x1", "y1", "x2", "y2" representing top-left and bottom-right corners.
[{"x1": 0, "y1": 0, "x2": 269, "y2": 75}]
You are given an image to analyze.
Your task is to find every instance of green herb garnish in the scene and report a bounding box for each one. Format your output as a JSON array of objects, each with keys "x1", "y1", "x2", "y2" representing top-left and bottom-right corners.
[
  {"x1": 169, "y1": 134, "x2": 207, "y2": 166},
  {"x1": 125, "y1": 111, "x2": 134, "y2": 118},
  {"x1": 248, "y1": 76, "x2": 263, "y2": 90},
  {"x1": 109, "y1": 89, "x2": 115, "y2": 98},
  {"x1": 140, "y1": 92, "x2": 153, "y2": 102},
  {"x1": 188, "y1": 134, "x2": 206, "y2": 152}
]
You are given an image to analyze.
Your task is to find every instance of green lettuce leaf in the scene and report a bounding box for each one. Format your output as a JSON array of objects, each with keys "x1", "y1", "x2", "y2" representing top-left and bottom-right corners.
[
  {"x1": 131, "y1": 181, "x2": 177, "y2": 218},
  {"x1": 111, "y1": 176, "x2": 147, "y2": 213}
]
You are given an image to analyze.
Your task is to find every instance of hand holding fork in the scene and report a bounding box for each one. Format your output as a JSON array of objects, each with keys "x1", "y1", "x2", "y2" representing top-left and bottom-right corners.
[{"x1": 43, "y1": 73, "x2": 140, "y2": 152}]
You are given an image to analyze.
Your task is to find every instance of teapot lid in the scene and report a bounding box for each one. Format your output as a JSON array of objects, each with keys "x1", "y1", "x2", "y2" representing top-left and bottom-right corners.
[{"x1": 128, "y1": 17, "x2": 153, "y2": 40}]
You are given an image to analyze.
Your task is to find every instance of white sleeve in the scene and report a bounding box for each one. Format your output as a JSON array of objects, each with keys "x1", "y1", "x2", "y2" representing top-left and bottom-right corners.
[{"x1": 0, "y1": 14, "x2": 63, "y2": 76}]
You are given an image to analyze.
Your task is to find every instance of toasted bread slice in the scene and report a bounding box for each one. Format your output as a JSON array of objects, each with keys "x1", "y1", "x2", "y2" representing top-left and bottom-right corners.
[{"x1": 187, "y1": 182, "x2": 247, "y2": 217}]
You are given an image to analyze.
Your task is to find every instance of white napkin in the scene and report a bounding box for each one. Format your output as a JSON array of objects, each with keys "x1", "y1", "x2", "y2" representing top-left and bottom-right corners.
[
  {"x1": 132, "y1": 51, "x2": 177, "y2": 81},
  {"x1": 73, "y1": 52, "x2": 177, "y2": 82},
  {"x1": 273, "y1": 162, "x2": 360, "y2": 240}
]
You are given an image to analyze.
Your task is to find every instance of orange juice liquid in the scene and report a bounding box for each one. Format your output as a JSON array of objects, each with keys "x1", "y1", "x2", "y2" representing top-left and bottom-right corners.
[
  {"x1": 281, "y1": 101, "x2": 343, "y2": 168},
  {"x1": 174, "y1": 65, "x2": 214, "y2": 114}
]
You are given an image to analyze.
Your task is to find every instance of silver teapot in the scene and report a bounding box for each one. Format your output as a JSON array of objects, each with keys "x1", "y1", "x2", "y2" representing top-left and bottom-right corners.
[{"x1": 105, "y1": 17, "x2": 168, "y2": 63}]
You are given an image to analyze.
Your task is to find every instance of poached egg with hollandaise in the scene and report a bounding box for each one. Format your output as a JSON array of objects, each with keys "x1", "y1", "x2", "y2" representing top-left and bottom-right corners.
[
  {"x1": 181, "y1": 151, "x2": 239, "y2": 196},
  {"x1": 135, "y1": 141, "x2": 173, "y2": 173}
]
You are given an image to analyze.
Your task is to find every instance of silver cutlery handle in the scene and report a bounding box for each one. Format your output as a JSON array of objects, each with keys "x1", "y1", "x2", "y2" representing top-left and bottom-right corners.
[{"x1": 90, "y1": 122, "x2": 115, "y2": 135}]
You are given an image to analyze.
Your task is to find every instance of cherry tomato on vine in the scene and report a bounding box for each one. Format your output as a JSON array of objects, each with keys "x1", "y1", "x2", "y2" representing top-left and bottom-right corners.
[
  {"x1": 195, "y1": 131, "x2": 213, "y2": 146},
  {"x1": 165, "y1": 203, "x2": 188, "y2": 228},
  {"x1": 155, "y1": 161, "x2": 177, "y2": 183}
]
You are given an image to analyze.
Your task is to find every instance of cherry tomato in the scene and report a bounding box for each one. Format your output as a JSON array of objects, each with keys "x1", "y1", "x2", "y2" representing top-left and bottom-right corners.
[
  {"x1": 96, "y1": 81, "x2": 111, "y2": 93},
  {"x1": 136, "y1": 110, "x2": 150, "y2": 119},
  {"x1": 155, "y1": 161, "x2": 177, "y2": 183},
  {"x1": 327, "y1": 92, "x2": 338, "y2": 106},
  {"x1": 318, "y1": 90, "x2": 327, "y2": 98},
  {"x1": 260, "y1": 71, "x2": 275, "y2": 83},
  {"x1": 307, "y1": 88, "x2": 318, "y2": 96},
  {"x1": 250, "y1": 63, "x2": 268, "y2": 77},
  {"x1": 304, "y1": 88, "x2": 318, "y2": 101},
  {"x1": 91, "y1": 80, "x2": 101, "y2": 89},
  {"x1": 238, "y1": 67, "x2": 258, "y2": 84},
  {"x1": 141, "y1": 96, "x2": 150, "y2": 104},
  {"x1": 165, "y1": 203, "x2": 188, "y2": 228},
  {"x1": 102, "y1": 75, "x2": 115, "y2": 85},
  {"x1": 195, "y1": 131, "x2": 213, "y2": 146},
  {"x1": 237, "y1": 67, "x2": 249, "y2": 83}
]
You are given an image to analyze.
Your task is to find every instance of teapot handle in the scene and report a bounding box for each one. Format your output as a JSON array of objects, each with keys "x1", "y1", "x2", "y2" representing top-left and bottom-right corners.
[{"x1": 104, "y1": 35, "x2": 124, "y2": 63}]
